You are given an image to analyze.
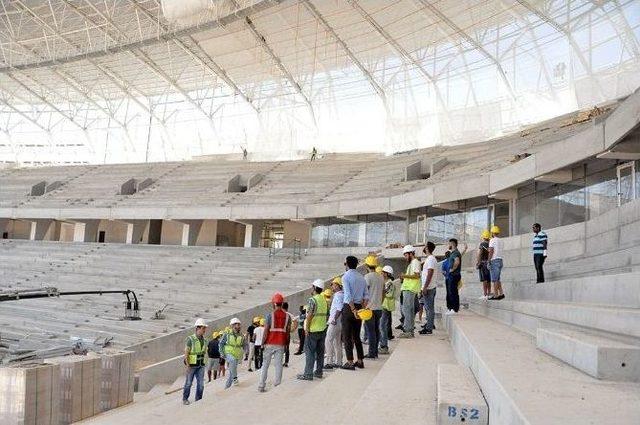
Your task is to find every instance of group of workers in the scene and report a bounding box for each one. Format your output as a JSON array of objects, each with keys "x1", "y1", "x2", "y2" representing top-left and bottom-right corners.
[{"x1": 182, "y1": 222, "x2": 548, "y2": 403}]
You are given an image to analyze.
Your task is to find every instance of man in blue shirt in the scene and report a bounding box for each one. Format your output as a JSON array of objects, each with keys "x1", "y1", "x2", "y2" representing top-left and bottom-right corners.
[
  {"x1": 341, "y1": 255, "x2": 369, "y2": 370},
  {"x1": 532, "y1": 223, "x2": 548, "y2": 283}
]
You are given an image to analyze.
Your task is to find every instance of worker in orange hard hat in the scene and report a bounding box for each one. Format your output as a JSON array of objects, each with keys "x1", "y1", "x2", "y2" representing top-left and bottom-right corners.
[{"x1": 257, "y1": 292, "x2": 291, "y2": 392}]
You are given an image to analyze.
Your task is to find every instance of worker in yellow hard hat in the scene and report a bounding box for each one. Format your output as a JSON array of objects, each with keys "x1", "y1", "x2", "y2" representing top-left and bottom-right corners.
[
  {"x1": 322, "y1": 288, "x2": 333, "y2": 302},
  {"x1": 488, "y1": 225, "x2": 505, "y2": 300},
  {"x1": 246, "y1": 316, "x2": 261, "y2": 371},
  {"x1": 252, "y1": 318, "x2": 265, "y2": 371},
  {"x1": 324, "y1": 276, "x2": 344, "y2": 369},
  {"x1": 207, "y1": 331, "x2": 222, "y2": 382},
  {"x1": 363, "y1": 254, "x2": 383, "y2": 358},
  {"x1": 477, "y1": 230, "x2": 492, "y2": 300}
]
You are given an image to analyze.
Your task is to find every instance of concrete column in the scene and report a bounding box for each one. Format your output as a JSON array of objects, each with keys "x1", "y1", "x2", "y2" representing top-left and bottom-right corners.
[
  {"x1": 77, "y1": 219, "x2": 100, "y2": 242},
  {"x1": 33, "y1": 219, "x2": 55, "y2": 241},
  {"x1": 244, "y1": 224, "x2": 253, "y2": 248},
  {"x1": 73, "y1": 222, "x2": 86, "y2": 242},
  {"x1": 125, "y1": 223, "x2": 134, "y2": 244},
  {"x1": 358, "y1": 222, "x2": 367, "y2": 247},
  {"x1": 160, "y1": 220, "x2": 189, "y2": 246},
  {"x1": 179, "y1": 220, "x2": 204, "y2": 246}
]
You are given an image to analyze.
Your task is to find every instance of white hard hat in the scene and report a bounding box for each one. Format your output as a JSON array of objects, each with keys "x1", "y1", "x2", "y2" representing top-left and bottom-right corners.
[
  {"x1": 402, "y1": 244, "x2": 415, "y2": 254},
  {"x1": 230, "y1": 317, "x2": 241, "y2": 325},
  {"x1": 382, "y1": 265, "x2": 394, "y2": 274},
  {"x1": 194, "y1": 318, "x2": 207, "y2": 327},
  {"x1": 312, "y1": 279, "x2": 325, "y2": 289}
]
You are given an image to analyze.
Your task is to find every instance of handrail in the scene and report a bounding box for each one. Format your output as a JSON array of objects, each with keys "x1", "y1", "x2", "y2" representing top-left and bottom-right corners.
[{"x1": 268, "y1": 238, "x2": 302, "y2": 263}]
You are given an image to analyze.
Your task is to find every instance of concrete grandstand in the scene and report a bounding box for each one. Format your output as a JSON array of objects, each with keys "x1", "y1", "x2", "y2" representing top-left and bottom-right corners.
[{"x1": 1, "y1": 1, "x2": 640, "y2": 424}]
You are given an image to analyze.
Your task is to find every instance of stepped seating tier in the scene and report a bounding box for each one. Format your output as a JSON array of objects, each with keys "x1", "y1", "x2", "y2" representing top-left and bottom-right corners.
[{"x1": 0, "y1": 241, "x2": 346, "y2": 356}]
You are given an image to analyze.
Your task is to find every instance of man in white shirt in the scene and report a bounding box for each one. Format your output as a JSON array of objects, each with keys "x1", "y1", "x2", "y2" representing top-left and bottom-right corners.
[
  {"x1": 253, "y1": 320, "x2": 265, "y2": 370},
  {"x1": 488, "y1": 225, "x2": 505, "y2": 300},
  {"x1": 324, "y1": 277, "x2": 344, "y2": 369},
  {"x1": 419, "y1": 241, "x2": 437, "y2": 335}
]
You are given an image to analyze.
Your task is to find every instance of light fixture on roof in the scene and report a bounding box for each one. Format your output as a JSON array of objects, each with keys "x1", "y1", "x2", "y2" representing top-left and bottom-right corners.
[{"x1": 161, "y1": 0, "x2": 217, "y2": 25}]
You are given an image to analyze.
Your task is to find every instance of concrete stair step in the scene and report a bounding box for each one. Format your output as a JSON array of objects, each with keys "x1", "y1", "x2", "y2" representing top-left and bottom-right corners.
[
  {"x1": 536, "y1": 326, "x2": 640, "y2": 382},
  {"x1": 443, "y1": 311, "x2": 640, "y2": 424},
  {"x1": 466, "y1": 298, "x2": 640, "y2": 339},
  {"x1": 436, "y1": 364, "x2": 488, "y2": 425},
  {"x1": 343, "y1": 328, "x2": 456, "y2": 425}
]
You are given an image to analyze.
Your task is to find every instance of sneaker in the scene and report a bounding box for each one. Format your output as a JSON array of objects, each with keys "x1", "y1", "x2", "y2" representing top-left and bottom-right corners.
[
  {"x1": 397, "y1": 332, "x2": 414, "y2": 339},
  {"x1": 388, "y1": 335, "x2": 395, "y2": 340},
  {"x1": 258, "y1": 387, "x2": 266, "y2": 393},
  {"x1": 283, "y1": 363, "x2": 289, "y2": 368},
  {"x1": 296, "y1": 374, "x2": 313, "y2": 381},
  {"x1": 340, "y1": 362, "x2": 356, "y2": 370},
  {"x1": 293, "y1": 352, "x2": 302, "y2": 356},
  {"x1": 444, "y1": 310, "x2": 454, "y2": 315},
  {"x1": 248, "y1": 368, "x2": 253, "y2": 372},
  {"x1": 395, "y1": 324, "x2": 403, "y2": 330},
  {"x1": 323, "y1": 364, "x2": 334, "y2": 370},
  {"x1": 379, "y1": 347, "x2": 389, "y2": 354},
  {"x1": 419, "y1": 329, "x2": 433, "y2": 335},
  {"x1": 497, "y1": 294, "x2": 505, "y2": 300},
  {"x1": 314, "y1": 373, "x2": 323, "y2": 379},
  {"x1": 355, "y1": 361, "x2": 365, "y2": 369},
  {"x1": 233, "y1": 377, "x2": 239, "y2": 386},
  {"x1": 183, "y1": 400, "x2": 190, "y2": 406},
  {"x1": 363, "y1": 354, "x2": 377, "y2": 359}
]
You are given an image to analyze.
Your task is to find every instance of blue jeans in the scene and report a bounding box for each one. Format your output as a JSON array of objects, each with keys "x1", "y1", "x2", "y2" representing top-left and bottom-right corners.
[
  {"x1": 380, "y1": 309, "x2": 392, "y2": 348},
  {"x1": 225, "y1": 354, "x2": 239, "y2": 389},
  {"x1": 365, "y1": 310, "x2": 382, "y2": 357},
  {"x1": 303, "y1": 330, "x2": 326, "y2": 377},
  {"x1": 423, "y1": 288, "x2": 436, "y2": 331},
  {"x1": 182, "y1": 365, "x2": 204, "y2": 402}
]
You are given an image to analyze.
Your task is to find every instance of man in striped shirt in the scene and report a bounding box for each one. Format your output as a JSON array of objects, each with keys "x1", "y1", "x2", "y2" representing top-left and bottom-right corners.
[{"x1": 532, "y1": 223, "x2": 548, "y2": 283}]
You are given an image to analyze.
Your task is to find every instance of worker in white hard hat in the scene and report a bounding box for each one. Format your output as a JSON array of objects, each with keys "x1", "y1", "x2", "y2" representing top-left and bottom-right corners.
[
  {"x1": 399, "y1": 245, "x2": 421, "y2": 338},
  {"x1": 182, "y1": 318, "x2": 208, "y2": 405},
  {"x1": 219, "y1": 317, "x2": 248, "y2": 389},
  {"x1": 379, "y1": 265, "x2": 395, "y2": 353},
  {"x1": 297, "y1": 279, "x2": 329, "y2": 380}
]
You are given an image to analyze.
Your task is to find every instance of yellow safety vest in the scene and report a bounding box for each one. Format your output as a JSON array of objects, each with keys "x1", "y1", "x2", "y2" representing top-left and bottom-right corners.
[
  {"x1": 309, "y1": 293, "x2": 328, "y2": 333},
  {"x1": 224, "y1": 333, "x2": 244, "y2": 360},
  {"x1": 187, "y1": 334, "x2": 207, "y2": 366},
  {"x1": 401, "y1": 261, "x2": 421, "y2": 294}
]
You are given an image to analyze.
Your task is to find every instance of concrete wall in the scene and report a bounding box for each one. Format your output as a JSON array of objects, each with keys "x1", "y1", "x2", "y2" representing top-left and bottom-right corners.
[
  {"x1": 97, "y1": 220, "x2": 130, "y2": 244},
  {"x1": 0, "y1": 362, "x2": 60, "y2": 425},
  {"x1": 59, "y1": 222, "x2": 75, "y2": 242},
  {"x1": 6, "y1": 219, "x2": 32, "y2": 239},
  {"x1": 160, "y1": 220, "x2": 187, "y2": 245},
  {"x1": 195, "y1": 219, "x2": 217, "y2": 246},
  {"x1": 216, "y1": 220, "x2": 246, "y2": 247},
  {"x1": 284, "y1": 220, "x2": 311, "y2": 248}
]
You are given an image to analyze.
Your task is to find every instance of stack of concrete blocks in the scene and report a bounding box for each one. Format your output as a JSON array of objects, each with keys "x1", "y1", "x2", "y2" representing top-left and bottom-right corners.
[
  {"x1": 0, "y1": 362, "x2": 60, "y2": 425},
  {"x1": 44, "y1": 354, "x2": 101, "y2": 424},
  {"x1": 98, "y1": 349, "x2": 134, "y2": 412}
]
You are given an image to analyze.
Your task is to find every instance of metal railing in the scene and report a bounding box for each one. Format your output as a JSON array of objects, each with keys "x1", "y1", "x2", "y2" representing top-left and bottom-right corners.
[{"x1": 268, "y1": 238, "x2": 302, "y2": 263}]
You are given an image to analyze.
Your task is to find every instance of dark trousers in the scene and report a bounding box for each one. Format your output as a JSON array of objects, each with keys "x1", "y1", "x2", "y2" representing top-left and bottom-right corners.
[
  {"x1": 254, "y1": 346, "x2": 263, "y2": 370},
  {"x1": 365, "y1": 309, "x2": 382, "y2": 357},
  {"x1": 303, "y1": 330, "x2": 326, "y2": 377},
  {"x1": 446, "y1": 273, "x2": 461, "y2": 312},
  {"x1": 534, "y1": 254, "x2": 546, "y2": 283},
  {"x1": 297, "y1": 328, "x2": 305, "y2": 353},
  {"x1": 342, "y1": 303, "x2": 364, "y2": 362},
  {"x1": 284, "y1": 335, "x2": 290, "y2": 364}
]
